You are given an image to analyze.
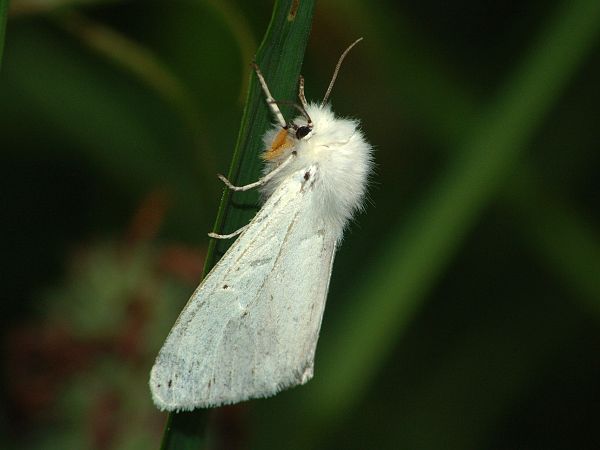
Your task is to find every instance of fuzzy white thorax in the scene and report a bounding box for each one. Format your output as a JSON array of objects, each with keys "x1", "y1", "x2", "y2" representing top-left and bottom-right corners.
[{"x1": 260, "y1": 103, "x2": 373, "y2": 237}]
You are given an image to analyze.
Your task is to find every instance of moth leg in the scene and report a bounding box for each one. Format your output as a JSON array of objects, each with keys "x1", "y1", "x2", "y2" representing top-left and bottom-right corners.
[
  {"x1": 253, "y1": 62, "x2": 287, "y2": 129},
  {"x1": 216, "y1": 151, "x2": 297, "y2": 192},
  {"x1": 208, "y1": 225, "x2": 248, "y2": 240}
]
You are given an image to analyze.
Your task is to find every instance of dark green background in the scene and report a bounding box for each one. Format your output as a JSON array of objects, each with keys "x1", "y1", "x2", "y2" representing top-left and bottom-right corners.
[{"x1": 1, "y1": 1, "x2": 599, "y2": 449}]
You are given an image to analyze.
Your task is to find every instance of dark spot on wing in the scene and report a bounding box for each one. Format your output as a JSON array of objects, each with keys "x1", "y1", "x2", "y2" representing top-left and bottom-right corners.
[
  {"x1": 168, "y1": 380, "x2": 172, "y2": 388},
  {"x1": 223, "y1": 284, "x2": 229, "y2": 289},
  {"x1": 304, "y1": 171, "x2": 310, "y2": 180},
  {"x1": 250, "y1": 257, "x2": 272, "y2": 267}
]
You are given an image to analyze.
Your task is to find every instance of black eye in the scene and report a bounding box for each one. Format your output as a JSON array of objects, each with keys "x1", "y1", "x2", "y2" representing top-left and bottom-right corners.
[{"x1": 295, "y1": 126, "x2": 311, "y2": 139}]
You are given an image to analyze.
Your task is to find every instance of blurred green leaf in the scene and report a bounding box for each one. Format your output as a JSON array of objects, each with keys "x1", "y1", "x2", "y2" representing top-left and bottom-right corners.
[
  {"x1": 201, "y1": 0, "x2": 257, "y2": 100},
  {"x1": 1, "y1": 22, "x2": 215, "y2": 240},
  {"x1": 326, "y1": 0, "x2": 600, "y2": 317},
  {"x1": 324, "y1": 0, "x2": 478, "y2": 142},
  {"x1": 506, "y1": 165, "x2": 600, "y2": 313},
  {"x1": 8, "y1": 0, "x2": 119, "y2": 15},
  {"x1": 56, "y1": 10, "x2": 209, "y2": 160},
  {"x1": 299, "y1": 0, "x2": 600, "y2": 436},
  {"x1": 396, "y1": 294, "x2": 582, "y2": 450},
  {"x1": 160, "y1": 1, "x2": 315, "y2": 448},
  {"x1": 0, "y1": 0, "x2": 8, "y2": 69}
]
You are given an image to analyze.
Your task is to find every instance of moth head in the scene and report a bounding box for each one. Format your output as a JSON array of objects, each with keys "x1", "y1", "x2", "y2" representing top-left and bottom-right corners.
[{"x1": 294, "y1": 124, "x2": 313, "y2": 140}]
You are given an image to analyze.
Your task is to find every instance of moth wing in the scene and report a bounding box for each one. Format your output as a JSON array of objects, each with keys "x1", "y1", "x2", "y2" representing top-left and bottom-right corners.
[{"x1": 150, "y1": 169, "x2": 337, "y2": 410}]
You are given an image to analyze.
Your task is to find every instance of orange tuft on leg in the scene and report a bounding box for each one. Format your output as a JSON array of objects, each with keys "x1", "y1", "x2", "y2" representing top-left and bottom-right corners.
[{"x1": 262, "y1": 129, "x2": 293, "y2": 161}]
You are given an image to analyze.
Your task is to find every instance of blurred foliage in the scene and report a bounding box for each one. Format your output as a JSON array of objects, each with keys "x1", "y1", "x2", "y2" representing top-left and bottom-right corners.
[
  {"x1": 0, "y1": 1, "x2": 7, "y2": 69},
  {"x1": 1, "y1": 1, "x2": 599, "y2": 450}
]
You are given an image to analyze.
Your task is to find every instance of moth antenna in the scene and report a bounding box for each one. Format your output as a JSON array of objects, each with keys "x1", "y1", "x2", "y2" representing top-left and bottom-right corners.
[
  {"x1": 298, "y1": 75, "x2": 310, "y2": 116},
  {"x1": 269, "y1": 99, "x2": 312, "y2": 128},
  {"x1": 321, "y1": 37, "x2": 363, "y2": 107}
]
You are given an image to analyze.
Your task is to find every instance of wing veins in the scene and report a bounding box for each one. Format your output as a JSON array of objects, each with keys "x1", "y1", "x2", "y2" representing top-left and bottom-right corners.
[{"x1": 205, "y1": 185, "x2": 307, "y2": 402}]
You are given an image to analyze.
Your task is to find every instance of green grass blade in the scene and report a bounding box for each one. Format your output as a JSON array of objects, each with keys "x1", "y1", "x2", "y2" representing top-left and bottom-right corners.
[
  {"x1": 396, "y1": 296, "x2": 582, "y2": 450},
  {"x1": 506, "y1": 166, "x2": 600, "y2": 313},
  {"x1": 0, "y1": 0, "x2": 8, "y2": 70},
  {"x1": 159, "y1": 1, "x2": 315, "y2": 449},
  {"x1": 206, "y1": 0, "x2": 314, "y2": 268},
  {"x1": 56, "y1": 11, "x2": 204, "y2": 135},
  {"x1": 330, "y1": 0, "x2": 600, "y2": 318},
  {"x1": 302, "y1": 0, "x2": 600, "y2": 428}
]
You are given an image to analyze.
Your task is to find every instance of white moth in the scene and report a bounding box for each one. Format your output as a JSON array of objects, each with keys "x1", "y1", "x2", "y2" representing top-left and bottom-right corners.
[{"x1": 150, "y1": 38, "x2": 373, "y2": 411}]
